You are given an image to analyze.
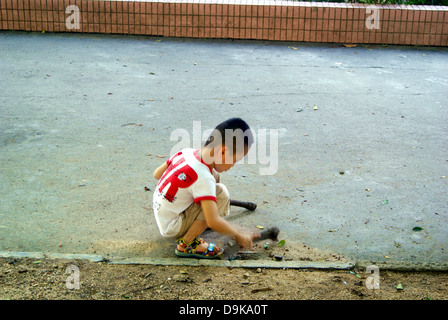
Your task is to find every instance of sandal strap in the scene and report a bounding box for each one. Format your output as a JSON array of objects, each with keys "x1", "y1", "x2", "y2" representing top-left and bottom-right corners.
[
  {"x1": 207, "y1": 243, "x2": 215, "y2": 253},
  {"x1": 196, "y1": 237, "x2": 206, "y2": 244},
  {"x1": 176, "y1": 237, "x2": 202, "y2": 254},
  {"x1": 202, "y1": 242, "x2": 223, "y2": 257}
]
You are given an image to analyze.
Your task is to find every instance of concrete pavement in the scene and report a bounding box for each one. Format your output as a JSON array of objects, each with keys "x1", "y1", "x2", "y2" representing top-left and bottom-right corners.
[{"x1": 0, "y1": 31, "x2": 447, "y2": 268}]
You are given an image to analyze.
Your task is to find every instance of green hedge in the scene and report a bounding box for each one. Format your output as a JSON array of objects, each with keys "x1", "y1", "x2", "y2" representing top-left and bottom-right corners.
[{"x1": 291, "y1": 0, "x2": 448, "y2": 5}]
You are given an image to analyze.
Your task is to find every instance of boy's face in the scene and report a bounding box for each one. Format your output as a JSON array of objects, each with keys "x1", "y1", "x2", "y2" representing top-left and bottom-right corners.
[{"x1": 213, "y1": 146, "x2": 247, "y2": 173}]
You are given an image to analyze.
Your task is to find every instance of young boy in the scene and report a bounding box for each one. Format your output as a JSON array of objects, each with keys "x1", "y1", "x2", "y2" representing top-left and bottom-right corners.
[{"x1": 152, "y1": 118, "x2": 255, "y2": 259}]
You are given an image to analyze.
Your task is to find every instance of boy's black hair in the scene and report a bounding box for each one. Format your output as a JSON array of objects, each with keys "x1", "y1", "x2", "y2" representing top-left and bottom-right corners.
[{"x1": 204, "y1": 118, "x2": 254, "y2": 154}]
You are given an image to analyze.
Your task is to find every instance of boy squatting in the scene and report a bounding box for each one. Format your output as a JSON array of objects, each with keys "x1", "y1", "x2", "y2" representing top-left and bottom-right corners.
[{"x1": 152, "y1": 118, "x2": 258, "y2": 259}]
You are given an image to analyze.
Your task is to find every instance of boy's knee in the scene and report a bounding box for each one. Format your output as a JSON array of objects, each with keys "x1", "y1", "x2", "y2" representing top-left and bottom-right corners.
[
  {"x1": 216, "y1": 183, "x2": 229, "y2": 201},
  {"x1": 212, "y1": 169, "x2": 221, "y2": 183},
  {"x1": 216, "y1": 183, "x2": 230, "y2": 218}
]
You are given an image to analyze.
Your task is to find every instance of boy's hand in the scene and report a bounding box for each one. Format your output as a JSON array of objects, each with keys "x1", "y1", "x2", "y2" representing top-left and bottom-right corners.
[{"x1": 235, "y1": 233, "x2": 253, "y2": 250}]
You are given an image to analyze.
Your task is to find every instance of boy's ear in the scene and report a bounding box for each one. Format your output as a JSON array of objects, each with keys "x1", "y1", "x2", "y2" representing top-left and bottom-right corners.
[
  {"x1": 215, "y1": 145, "x2": 227, "y2": 157},
  {"x1": 221, "y1": 146, "x2": 228, "y2": 156}
]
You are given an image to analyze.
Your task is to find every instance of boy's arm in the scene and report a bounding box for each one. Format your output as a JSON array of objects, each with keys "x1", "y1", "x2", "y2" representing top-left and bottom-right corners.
[
  {"x1": 200, "y1": 200, "x2": 253, "y2": 249},
  {"x1": 153, "y1": 162, "x2": 168, "y2": 180}
]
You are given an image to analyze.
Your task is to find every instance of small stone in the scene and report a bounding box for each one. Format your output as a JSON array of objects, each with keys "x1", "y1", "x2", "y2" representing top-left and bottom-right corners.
[
  {"x1": 17, "y1": 267, "x2": 28, "y2": 273},
  {"x1": 173, "y1": 274, "x2": 191, "y2": 283}
]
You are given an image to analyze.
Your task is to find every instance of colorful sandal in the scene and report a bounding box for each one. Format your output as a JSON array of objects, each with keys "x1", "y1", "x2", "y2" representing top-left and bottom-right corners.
[{"x1": 175, "y1": 237, "x2": 224, "y2": 259}]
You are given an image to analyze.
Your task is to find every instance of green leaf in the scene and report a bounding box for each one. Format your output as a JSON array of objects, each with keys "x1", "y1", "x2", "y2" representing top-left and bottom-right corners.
[
  {"x1": 381, "y1": 199, "x2": 389, "y2": 205},
  {"x1": 277, "y1": 240, "x2": 286, "y2": 247},
  {"x1": 396, "y1": 283, "x2": 404, "y2": 290}
]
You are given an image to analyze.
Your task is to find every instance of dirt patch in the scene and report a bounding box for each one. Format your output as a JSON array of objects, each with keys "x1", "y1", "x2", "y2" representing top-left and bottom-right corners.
[
  {"x1": 85, "y1": 232, "x2": 349, "y2": 264},
  {"x1": 89, "y1": 240, "x2": 156, "y2": 257},
  {"x1": 227, "y1": 240, "x2": 348, "y2": 263},
  {"x1": 1, "y1": 257, "x2": 447, "y2": 300}
]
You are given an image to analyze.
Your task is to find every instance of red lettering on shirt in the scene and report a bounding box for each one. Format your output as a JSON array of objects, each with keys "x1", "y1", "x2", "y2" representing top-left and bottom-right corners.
[{"x1": 158, "y1": 157, "x2": 198, "y2": 202}]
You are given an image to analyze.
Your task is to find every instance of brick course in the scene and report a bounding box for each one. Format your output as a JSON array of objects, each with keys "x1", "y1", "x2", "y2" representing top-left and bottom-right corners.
[{"x1": 1, "y1": 0, "x2": 447, "y2": 46}]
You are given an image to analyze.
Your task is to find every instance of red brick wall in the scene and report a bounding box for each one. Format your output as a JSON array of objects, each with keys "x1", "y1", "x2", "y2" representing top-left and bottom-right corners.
[{"x1": 1, "y1": 0, "x2": 447, "y2": 46}]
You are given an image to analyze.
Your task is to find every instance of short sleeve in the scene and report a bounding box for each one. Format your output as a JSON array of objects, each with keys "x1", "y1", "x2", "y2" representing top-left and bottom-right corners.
[
  {"x1": 192, "y1": 176, "x2": 216, "y2": 204},
  {"x1": 166, "y1": 151, "x2": 183, "y2": 167}
]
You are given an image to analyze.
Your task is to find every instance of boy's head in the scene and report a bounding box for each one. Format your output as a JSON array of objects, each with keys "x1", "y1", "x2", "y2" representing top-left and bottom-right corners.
[{"x1": 203, "y1": 118, "x2": 254, "y2": 173}]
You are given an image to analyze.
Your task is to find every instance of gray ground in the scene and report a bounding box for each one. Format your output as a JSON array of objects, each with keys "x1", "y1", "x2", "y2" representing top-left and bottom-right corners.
[{"x1": 0, "y1": 31, "x2": 447, "y2": 266}]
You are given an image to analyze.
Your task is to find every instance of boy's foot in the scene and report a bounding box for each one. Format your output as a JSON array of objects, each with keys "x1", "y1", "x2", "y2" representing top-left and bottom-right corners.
[{"x1": 175, "y1": 237, "x2": 224, "y2": 259}]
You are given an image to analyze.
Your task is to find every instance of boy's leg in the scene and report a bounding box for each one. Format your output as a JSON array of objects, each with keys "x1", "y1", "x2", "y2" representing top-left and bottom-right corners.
[
  {"x1": 175, "y1": 182, "x2": 230, "y2": 254},
  {"x1": 212, "y1": 169, "x2": 230, "y2": 218},
  {"x1": 180, "y1": 219, "x2": 208, "y2": 244}
]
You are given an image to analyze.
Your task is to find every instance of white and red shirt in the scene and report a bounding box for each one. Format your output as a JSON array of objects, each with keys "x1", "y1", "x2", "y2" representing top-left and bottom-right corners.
[{"x1": 153, "y1": 148, "x2": 217, "y2": 237}]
